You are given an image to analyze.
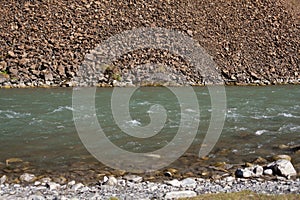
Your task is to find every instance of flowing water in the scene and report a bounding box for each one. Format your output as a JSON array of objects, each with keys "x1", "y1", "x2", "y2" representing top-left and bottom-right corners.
[{"x1": 0, "y1": 86, "x2": 299, "y2": 177}]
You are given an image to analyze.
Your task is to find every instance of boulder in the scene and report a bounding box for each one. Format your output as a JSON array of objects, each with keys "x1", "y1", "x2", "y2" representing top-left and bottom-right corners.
[{"x1": 267, "y1": 159, "x2": 297, "y2": 178}]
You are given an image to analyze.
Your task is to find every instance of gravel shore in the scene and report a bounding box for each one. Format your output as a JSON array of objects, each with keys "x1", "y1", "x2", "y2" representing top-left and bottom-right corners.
[{"x1": 1, "y1": 176, "x2": 300, "y2": 200}]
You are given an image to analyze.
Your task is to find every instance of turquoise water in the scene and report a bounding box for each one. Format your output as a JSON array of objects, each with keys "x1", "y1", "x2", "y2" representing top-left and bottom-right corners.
[{"x1": 0, "y1": 86, "x2": 299, "y2": 171}]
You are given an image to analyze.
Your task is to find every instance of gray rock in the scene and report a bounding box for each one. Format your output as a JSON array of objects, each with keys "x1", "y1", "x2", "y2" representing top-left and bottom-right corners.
[
  {"x1": 165, "y1": 179, "x2": 181, "y2": 187},
  {"x1": 165, "y1": 191, "x2": 197, "y2": 199},
  {"x1": 180, "y1": 178, "x2": 197, "y2": 188},
  {"x1": 20, "y1": 173, "x2": 36, "y2": 182},
  {"x1": 267, "y1": 159, "x2": 297, "y2": 177},
  {"x1": 68, "y1": 180, "x2": 76, "y2": 186},
  {"x1": 103, "y1": 176, "x2": 118, "y2": 186},
  {"x1": 223, "y1": 176, "x2": 235, "y2": 182},
  {"x1": 46, "y1": 182, "x2": 61, "y2": 191},
  {"x1": 72, "y1": 183, "x2": 84, "y2": 191}
]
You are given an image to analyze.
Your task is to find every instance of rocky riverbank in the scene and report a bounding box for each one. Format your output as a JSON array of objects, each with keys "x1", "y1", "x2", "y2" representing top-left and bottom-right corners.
[
  {"x1": 0, "y1": 0, "x2": 299, "y2": 88},
  {"x1": 1, "y1": 153, "x2": 299, "y2": 199}
]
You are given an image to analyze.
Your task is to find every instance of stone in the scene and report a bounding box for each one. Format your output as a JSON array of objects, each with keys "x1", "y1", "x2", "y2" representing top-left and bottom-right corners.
[
  {"x1": 224, "y1": 176, "x2": 235, "y2": 182},
  {"x1": 272, "y1": 155, "x2": 292, "y2": 161},
  {"x1": 68, "y1": 180, "x2": 76, "y2": 186},
  {"x1": 165, "y1": 179, "x2": 181, "y2": 187},
  {"x1": 264, "y1": 169, "x2": 273, "y2": 175},
  {"x1": 252, "y1": 157, "x2": 268, "y2": 164},
  {"x1": 40, "y1": 177, "x2": 51, "y2": 183},
  {"x1": 164, "y1": 171, "x2": 173, "y2": 177},
  {"x1": 19, "y1": 173, "x2": 36, "y2": 182},
  {"x1": 103, "y1": 176, "x2": 118, "y2": 186},
  {"x1": 253, "y1": 165, "x2": 264, "y2": 176},
  {"x1": 46, "y1": 182, "x2": 61, "y2": 190},
  {"x1": 6, "y1": 157, "x2": 23, "y2": 165},
  {"x1": 180, "y1": 178, "x2": 197, "y2": 188},
  {"x1": 165, "y1": 191, "x2": 197, "y2": 199},
  {"x1": 235, "y1": 168, "x2": 254, "y2": 178},
  {"x1": 44, "y1": 73, "x2": 53, "y2": 81},
  {"x1": 123, "y1": 175, "x2": 143, "y2": 183},
  {"x1": 0, "y1": 175, "x2": 7, "y2": 184},
  {"x1": 72, "y1": 183, "x2": 84, "y2": 191},
  {"x1": 7, "y1": 51, "x2": 16, "y2": 58},
  {"x1": 267, "y1": 159, "x2": 297, "y2": 178}
]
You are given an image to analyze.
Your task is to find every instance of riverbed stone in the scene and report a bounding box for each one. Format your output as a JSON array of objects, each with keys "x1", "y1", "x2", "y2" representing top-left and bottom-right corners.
[
  {"x1": 180, "y1": 178, "x2": 197, "y2": 188},
  {"x1": 46, "y1": 182, "x2": 61, "y2": 191},
  {"x1": 103, "y1": 176, "x2": 118, "y2": 186},
  {"x1": 264, "y1": 169, "x2": 273, "y2": 175},
  {"x1": 272, "y1": 155, "x2": 292, "y2": 161},
  {"x1": 20, "y1": 173, "x2": 36, "y2": 183},
  {"x1": 165, "y1": 179, "x2": 181, "y2": 187},
  {"x1": 267, "y1": 159, "x2": 297, "y2": 178}
]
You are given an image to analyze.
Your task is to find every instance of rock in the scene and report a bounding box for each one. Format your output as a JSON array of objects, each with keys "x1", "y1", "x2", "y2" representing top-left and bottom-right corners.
[
  {"x1": 264, "y1": 169, "x2": 273, "y2": 175},
  {"x1": 267, "y1": 159, "x2": 297, "y2": 178},
  {"x1": 123, "y1": 175, "x2": 143, "y2": 183},
  {"x1": 180, "y1": 178, "x2": 197, "y2": 188},
  {"x1": 223, "y1": 176, "x2": 235, "y2": 182},
  {"x1": 68, "y1": 180, "x2": 76, "y2": 186},
  {"x1": 252, "y1": 157, "x2": 268, "y2": 164},
  {"x1": 7, "y1": 51, "x2": 16, "y2": 58},
  {"x1": 0, "y1": 175, "x2": 7, "y2": 184},
  {"x1": 253, "y1": 165, "x2": 264, "y2": 176},
  {"x1": 272, "y1": 155, "x2": 292, "y2": 161},
  {"x1": 235, "y1": 168, "x2": 254, "y2": 178},
  {"x1": 72, "y1": 183, "x2": 84, "y2": 191},
  {"x1": 44, "y1": 73, "x2": 53, "y2": 81},
  {"x1": 46, "y1": 182, "x2": 61, "y2": 190},
  {"x1": 165, "y1": 191, "x2": 197, "y2": 199},
  {"x1": 6, "y1": 157, "x2": 23, "y2": 165},
  {"x1": 103, "y1": 176, "x2": 118, "y2": 186},
  {"x1": 164, "y1": 171, "x2": 173, "y2": 177},
  {"x1": 40, "y1": 177, "x2": 51, "y2": 183},
  {"x1": 19, "y1": 173, "x2": 36, "y2": 182},
  {"x1": 165, "y1": 179, "x2": 181, "y2": 187}
]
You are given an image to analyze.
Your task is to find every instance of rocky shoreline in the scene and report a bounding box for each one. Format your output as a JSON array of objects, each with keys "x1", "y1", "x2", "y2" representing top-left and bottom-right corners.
[
  {"x1": 0, "y1": 0, "x2": 299, "y2": 88},
  {"x1": 1, "y1": 154, "x2": 299, "y2": 199}
]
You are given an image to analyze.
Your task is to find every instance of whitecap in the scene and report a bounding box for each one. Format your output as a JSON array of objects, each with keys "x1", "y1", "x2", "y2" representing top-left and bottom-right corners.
[
  {"x1": 255, "y1": 130, "x2": 268, "y2": 135},
  {"x1": 278, "y1": 113, "x2": 300, "y2": 118},
  {"x1": 126, "y1": 119, "x2": 142, "y2": 126},
  {"x1": 1, "y1": 110, "x2": 31, "y2": 119},
  {"x1": 52, "y1": 106, "x2": 74, "y2": 113},
  {"x1": 136, "y1": 101, "x2": 151, "y2": 105}
]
